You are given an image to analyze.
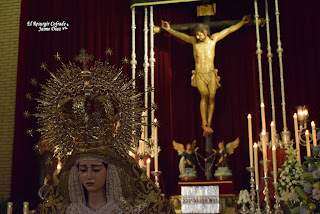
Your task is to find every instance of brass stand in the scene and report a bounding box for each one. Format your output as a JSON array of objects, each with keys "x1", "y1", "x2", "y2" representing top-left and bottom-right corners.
[
  {"x1": 151, "y1": 170, "x2": 162, "y2": 188},
  {"x1": 273, "y1": 181, "x2": 284, "y2": 214},
  {"x1": 255, "y1": 189, "x2": 262, "y2": 214},
  {"x1": 246, "y1": 167, "x2": 256, "y2": 213},
  {"x1": 263, "y1": 176, "x2": 272, "y2": 214}
]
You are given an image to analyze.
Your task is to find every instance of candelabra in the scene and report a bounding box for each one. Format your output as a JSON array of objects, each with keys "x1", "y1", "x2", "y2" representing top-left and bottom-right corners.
[{"x1": 295, "y1": 106, "x2": 317, "y2": 145}]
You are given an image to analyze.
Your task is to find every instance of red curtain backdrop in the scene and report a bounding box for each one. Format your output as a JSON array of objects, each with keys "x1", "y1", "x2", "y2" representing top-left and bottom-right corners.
[{"x1": 12, "y1": 0, "x2": 320, "y2": 210}]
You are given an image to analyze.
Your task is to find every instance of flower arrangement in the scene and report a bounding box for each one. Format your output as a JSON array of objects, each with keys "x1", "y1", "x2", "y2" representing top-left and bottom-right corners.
[
  {"x1": 293, "y1": 144, "x2": 320, "y2": 213},
  {"x1": 237, "y1": 189, "x2": 250, "y2": 205},
  {"x1": 237, "y1": 189, "x2": 250, "y2": 213},
  {"x1": 275, "y1": 146, "x2": 304, "y2": 209}
]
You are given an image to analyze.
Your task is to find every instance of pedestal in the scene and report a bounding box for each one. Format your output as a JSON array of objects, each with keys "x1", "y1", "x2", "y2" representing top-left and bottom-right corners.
[{"x1": 174, "y1": 179, "x2": 236, "y2": 214}]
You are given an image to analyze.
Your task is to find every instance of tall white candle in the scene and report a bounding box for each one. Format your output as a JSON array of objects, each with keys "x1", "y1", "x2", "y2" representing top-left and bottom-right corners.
[
  {"x1": 23, "y1": 202, "x2": 29, "y2": 214},
  {"x1": 141, "y1": 112, "x2": 145, "y2": 141},
  {"x1": 147, "y1": 158, "x2": 151, "y2": 177},
  {"x1": 141, "y1": 140, "x2": 145, "y2": 155},
  {"x1": 254, "y1": 143, "x2": 259, "y2": 190},
  {"x1": 154, "y1": 118, "x2": 158, "y2": 171},
  {"x1": 7, "y1": 202, "x2": 13, "y2": 214},
  {"x1": 138, "y1": 140, "x2": 143, "y2": 167},
  {"x1": 306, "y1": 130, "x2": 311, "y2": 157},
  {"x1": 293, "y1": 113, "x2": 301, "y2": 165},
  {"x1": 261, "y1": 103, "x2": 266, "y2": 131},
  {"x1": 248, "y1": 114, "x2": 254, "y2": 167},
  {"x1": 312, "y1": 121, "x2": 317, "y2": 147},
  {"x1": 271, "y1": 121, "x2": 276, "y2": 148},
  {"x1": 57, "y1": 161, "x2": 62, "y2": 174},
  {"x1": 272, "y1": 146, "x2": 277, "y2": 183},
  {"x1": 262, "y1": 131, "x2": 268, "y2": 177},
  {"x1": 139, "y1": 112, "x2": 145, "y2": 167}
]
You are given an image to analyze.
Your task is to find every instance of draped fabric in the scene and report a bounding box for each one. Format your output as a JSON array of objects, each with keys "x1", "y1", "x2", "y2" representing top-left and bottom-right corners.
[{"x1": 12, "y1": 0, "x2": 320, "y2": 210}]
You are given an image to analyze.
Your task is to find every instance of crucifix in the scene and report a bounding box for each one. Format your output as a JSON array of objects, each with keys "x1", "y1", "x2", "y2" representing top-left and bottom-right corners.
[{"x1": 158, "y1": 4, "x2": 257, "y2": 179}]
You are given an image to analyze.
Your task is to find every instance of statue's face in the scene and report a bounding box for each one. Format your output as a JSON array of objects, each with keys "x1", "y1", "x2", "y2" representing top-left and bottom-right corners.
[
  {"x1": 186, "y1": 144, "x2": 192, "y2": 150},
  {"x1": 218, "y1": 142, "x2": 224, "y2": 150},
  {"x1": 195, "y1": 31, "x2": 207, "y2": 42},
  {"x1": 78, "y1": 160, "x2": 107, "y2": 193}
]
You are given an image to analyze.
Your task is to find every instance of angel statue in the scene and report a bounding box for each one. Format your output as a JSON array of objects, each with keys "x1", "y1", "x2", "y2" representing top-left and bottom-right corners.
[
  {"x1": 173, "y1": 140, "x2": 199, "y2": 181},
  {"x1": 213, "y1": 138, "x2": 239, "y2": 179}
]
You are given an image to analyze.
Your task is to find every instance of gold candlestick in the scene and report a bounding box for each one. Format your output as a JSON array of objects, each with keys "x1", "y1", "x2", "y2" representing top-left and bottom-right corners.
[
  {"x1": 263, "y1": 176, "x2": 272, "y2": 214},
  {"x1": 246, "y1": 167, "x2": 256, "y2": 213}
]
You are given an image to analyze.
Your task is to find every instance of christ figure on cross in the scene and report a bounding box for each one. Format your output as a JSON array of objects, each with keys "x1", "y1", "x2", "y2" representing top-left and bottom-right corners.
[{"x1": 161, "y1": 15, "x2": 250, "y2": 136}]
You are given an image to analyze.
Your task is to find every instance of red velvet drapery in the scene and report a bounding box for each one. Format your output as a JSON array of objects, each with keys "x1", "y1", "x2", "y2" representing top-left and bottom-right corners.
[{"x1": 12, "y1": 0, "x2": 320, "y2": 210}]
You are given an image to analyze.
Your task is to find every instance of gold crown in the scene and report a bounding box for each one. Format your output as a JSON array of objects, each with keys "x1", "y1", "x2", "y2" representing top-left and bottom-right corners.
[{"x1": 35, "y1": 49, "x2": 145, "y2": 158}]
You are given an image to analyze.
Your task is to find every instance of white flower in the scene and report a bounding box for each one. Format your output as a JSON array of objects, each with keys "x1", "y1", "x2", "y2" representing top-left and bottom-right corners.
[
  {"x1": 280, "y1": 190, "x2": 290, "y2": 202},
  {"x1": 237, "y1": 189, "x2": 250, "y2": 204},
  {"x1": 288, "y1": 190, "x2": 300, "y2": 202},
  {"x1": 312, "y1": 188, "x2": 320, "y2": 201},
  {"x1": 285, "y1": 167, "x2": 289, "y2": 173},
  {"x1": 312, "y1": 169, "x2": 320, "y2": 179}
]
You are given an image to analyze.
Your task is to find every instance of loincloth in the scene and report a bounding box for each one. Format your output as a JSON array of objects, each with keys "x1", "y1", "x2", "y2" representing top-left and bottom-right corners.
[{"x1": 191, "y1": 69, "x2": 221, "y2": 88}]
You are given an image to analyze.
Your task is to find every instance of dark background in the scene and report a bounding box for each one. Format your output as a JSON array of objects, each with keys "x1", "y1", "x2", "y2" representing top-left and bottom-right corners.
[{"x1": 11, "y1": 0, "x2": 320, "y2": 210}]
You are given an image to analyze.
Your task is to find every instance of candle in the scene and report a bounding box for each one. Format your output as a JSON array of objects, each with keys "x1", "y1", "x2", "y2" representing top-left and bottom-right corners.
[
  {"x1": 262, "y1": 131, "x2": 268, "y2": 177},
  {"x1": 129, "y1": 151, "x2": 134, "y2": 158},
  {"x1": 297, "y1": 107, "x2": 309, "y2": 122},
  {"x1": 138, "y1": 140, "x2": 143, "y2": 167},
  {"x1": 7, "y1": 202, "x2": 13, "y2": 214},
  {"x1": 272, "y1": 146, "x2": 277, "y2": 183},
  {"x1": 271, "y1": 121, "x2": 276, "y2": 148},
  {"x1": 147, "y1": 158, "x2": 151, "y2": 177},
  {"x1": 141, "y1": 112, "x2": 145, "y2": 141},
  {"x1": 254, "y1": 143, "x2": 259, "y2": 190},
  {"x1": 306, "y1": 130, "x2": 311, "y2": 157},
  {"x1": 154, "y1": 118, "x2": 158, "y2": 171},
  {"x1": 141, "y1": 140, "x2": 145, "y2": 155},
  {"x1": 57, "y1": 161, "x2": 62, "y2": 174},
  {"x1": 248, "y1": 114, "x2": 254, "y2": 167},
  {"x1": 23, "y1": 202, "x2": 29, "y2": 214},
  {"x1": 261, "y1": 103, "x2": 266, "y2": 131},
  {"x1": 293, "y1": 114, "x2": 301, "y2": 165},
  {"x1": 312, "y1": 121, "x2": 317, "y2": 147}
]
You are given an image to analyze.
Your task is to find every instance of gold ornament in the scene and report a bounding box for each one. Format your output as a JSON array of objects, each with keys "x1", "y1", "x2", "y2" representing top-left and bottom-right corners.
[{"x1": 35, "y1": 49, "x2": 145, "y2": 158}]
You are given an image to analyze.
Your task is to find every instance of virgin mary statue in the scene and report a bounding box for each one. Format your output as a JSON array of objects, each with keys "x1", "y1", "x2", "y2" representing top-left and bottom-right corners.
[{"x1": 35, "y1": 50, "x2": 175, "y2": 214}]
